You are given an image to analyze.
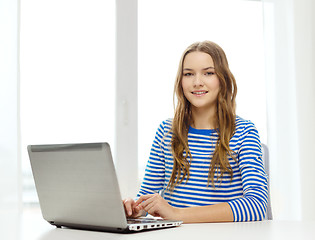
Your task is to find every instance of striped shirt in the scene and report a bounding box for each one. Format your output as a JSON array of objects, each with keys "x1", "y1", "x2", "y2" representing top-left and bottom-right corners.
[{"x1": 137, "y1": 116, "x2": 268, "y2": 221}]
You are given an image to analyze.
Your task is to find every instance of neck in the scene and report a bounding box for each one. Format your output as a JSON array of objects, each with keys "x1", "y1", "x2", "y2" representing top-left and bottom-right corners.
[{"x1": 191, "y1": 107, "x2": 217, "y2": 129}]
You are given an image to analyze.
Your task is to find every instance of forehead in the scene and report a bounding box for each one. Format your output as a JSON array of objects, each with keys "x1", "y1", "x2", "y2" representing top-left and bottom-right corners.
[{"x1": 183, "y1": 51, "x2": 214, "y2": 69}]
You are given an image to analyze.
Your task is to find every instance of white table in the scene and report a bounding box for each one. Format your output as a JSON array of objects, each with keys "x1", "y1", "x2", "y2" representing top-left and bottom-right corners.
[{"x1": 3, "y1": 207, "x2": 315, "y2": 240}]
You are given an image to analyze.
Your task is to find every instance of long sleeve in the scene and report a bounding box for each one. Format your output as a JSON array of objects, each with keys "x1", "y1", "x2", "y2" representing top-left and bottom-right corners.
[
  {"x1": 137, "y1": 121, "x2": 168, "y2": 197},
  {"x1": 227, "y1": 122, "x2": 269, "y2": 221}
]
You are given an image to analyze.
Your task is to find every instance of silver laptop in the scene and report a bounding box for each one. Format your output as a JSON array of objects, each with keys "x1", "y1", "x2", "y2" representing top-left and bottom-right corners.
[{"x1": 27, "y1": 142, "x2": 182, "y2": 233}]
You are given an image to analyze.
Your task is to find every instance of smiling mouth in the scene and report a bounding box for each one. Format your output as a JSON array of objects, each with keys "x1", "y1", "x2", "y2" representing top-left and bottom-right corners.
[{"x1": 192, "y1": 91, "x2": 208, "y2": 95}]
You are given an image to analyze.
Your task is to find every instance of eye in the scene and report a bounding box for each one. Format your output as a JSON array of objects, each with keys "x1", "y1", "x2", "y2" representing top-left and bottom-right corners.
[
  {"x1": 183, "y1": 72, "x2": 193, "y2": 76},
  {"x1": 205, "y1": 72, "x2": 215, "y2": 76}
]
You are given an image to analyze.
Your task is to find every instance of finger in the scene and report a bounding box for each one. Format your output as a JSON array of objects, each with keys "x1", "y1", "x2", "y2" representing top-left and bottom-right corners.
[
  {"x1": 141, "y1": 199, "x2": 154, "y2": 213},
  {"x1": 136, "y1": 193, "x2": 160, "y2": 207},
  {"x1": 142, "y1": 201, "x2": 161, "y2": 217},
  {"x1": 123, "y1": 200, "x2": 131, "y2": 216},
  {"x1": 135, "y1": 194, "x2": 153, "y2": 206},
  {"x1": 137, "y1": 196, "x2": 157, "y2": 211},
  {"x1": 123, "y1": 199, "x2": 134, "y2": 216},
  {"x1": 139, "y1": 197, "x2": 155, "y2": 210}
]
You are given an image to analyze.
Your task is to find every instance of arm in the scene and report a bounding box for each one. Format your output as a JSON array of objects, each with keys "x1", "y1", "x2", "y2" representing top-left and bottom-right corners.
[
  {"x1": 123, "y1": 121, "x2": 169, "y2": 217},
  {"x1": 137, "y1": 121, "x2": 167, "y2": 197},
  {"x1": 136, "y1": 194, "x2": 233, "y2": 223},
  {"x1": 227, "y1": 122, "x2": 268, "y2": 221},
  {"x1": 176, "y1": 202, "x2": 233, "y2": 223}
]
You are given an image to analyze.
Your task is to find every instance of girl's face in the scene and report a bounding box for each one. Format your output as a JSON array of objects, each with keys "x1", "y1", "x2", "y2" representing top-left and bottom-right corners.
[{"x1": 181, "y1": 51, "x2": 220, "y2": 113}]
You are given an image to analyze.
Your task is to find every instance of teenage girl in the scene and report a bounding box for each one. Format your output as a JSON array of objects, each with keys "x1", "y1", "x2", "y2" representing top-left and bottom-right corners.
[{"x1": 124, "y1": 41, "x2": 268, "y2": 223}]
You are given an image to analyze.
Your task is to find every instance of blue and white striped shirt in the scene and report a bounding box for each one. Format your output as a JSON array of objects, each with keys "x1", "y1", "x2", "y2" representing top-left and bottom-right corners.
[{"x1": 137, "y1": 116, "x2": 268, "y2": 221}]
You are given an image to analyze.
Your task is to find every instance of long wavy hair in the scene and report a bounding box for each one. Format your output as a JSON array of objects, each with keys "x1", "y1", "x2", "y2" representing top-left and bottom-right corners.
[{"x1": 168, "y1": 41, "x2": 237, "y2": 190}]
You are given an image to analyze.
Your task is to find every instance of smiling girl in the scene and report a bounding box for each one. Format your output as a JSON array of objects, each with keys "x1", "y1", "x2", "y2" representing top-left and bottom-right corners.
[{"x1": 124, "y1": 41, "x2": 268, "y2": 223}]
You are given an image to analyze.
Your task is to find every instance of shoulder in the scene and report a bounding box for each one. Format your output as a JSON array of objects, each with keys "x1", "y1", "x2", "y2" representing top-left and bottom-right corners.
[
  {"x1": 234, "y1": 115, "x2": 260, "y2": 142},
  {"x1": 157, "y1": 118, "x2": 173, "y2": 132},
  {"x1": 154, "y1": 118, "x2": 173, "y2": 139},
  {"x1": 232, "y1": 116, "x2": 262, "y2": 162},
  {"x1": 235, "y1": 115, "x2": 258, "y2": 133}
]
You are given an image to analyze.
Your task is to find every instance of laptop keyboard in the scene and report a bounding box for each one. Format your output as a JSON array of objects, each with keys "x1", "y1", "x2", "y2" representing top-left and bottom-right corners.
[{"x1": 127, "y1": 218, "x2": 165, "y2": 224}]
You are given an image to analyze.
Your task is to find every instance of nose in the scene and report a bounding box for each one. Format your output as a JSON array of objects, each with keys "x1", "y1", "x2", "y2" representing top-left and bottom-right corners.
[{"x1": 193, "y1": 74, "x2": 204, "y2": 87}]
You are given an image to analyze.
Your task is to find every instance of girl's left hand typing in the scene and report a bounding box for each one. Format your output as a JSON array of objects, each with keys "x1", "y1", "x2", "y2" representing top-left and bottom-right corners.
[{"x1": 135, "y1": 193, "x2": 179, "y2": 220}]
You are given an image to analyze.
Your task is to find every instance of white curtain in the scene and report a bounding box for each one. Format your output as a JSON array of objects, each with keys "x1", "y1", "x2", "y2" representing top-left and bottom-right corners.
[
  {"x1": 292, "y1": 0, "x2": 315, "y2": 221},
  {"x1": 263, "y1": 0, "x2": 315, "y2": 220}
]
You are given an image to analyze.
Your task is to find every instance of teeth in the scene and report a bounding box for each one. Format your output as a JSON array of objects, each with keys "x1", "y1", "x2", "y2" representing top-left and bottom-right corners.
[{"x1": 193, "y1": 91, "x2": 207, "y2": 95}]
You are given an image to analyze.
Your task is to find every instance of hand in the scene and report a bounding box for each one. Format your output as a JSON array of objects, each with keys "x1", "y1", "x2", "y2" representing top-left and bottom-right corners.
[
  {"x1": 123, "y1": 198, "x2": 144, "y2": 218},
  {"x1": 135, "y1": 193, "x2": 179, "y2": 220}
]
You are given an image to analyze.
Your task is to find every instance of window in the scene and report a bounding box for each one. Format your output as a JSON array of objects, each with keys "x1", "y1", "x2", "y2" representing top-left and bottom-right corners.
[
  {"x1": 20, "y1": 0, "x2": 115, "y2": 204},
  {"x1": 138, "y1": 0, "x2": 266, "y2": 178}
]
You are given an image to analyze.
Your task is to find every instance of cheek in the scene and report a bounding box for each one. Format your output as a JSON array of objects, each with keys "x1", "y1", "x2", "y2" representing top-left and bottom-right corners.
[
  {"x1": 212, "y1": 77, "x2": 221, "y2": 91},
  {"x1": 181, "y1": 80, "x2": 189, "y2": 93}
]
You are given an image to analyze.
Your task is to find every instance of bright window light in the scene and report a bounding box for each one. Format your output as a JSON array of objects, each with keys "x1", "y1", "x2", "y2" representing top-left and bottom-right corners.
[{"x1": 20, "y1": 0, "x2": 115, "y2": 204}]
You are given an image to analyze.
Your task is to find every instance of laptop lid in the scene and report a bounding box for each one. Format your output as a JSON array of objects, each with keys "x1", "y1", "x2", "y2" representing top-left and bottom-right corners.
[
  {"x1": 28, "y1": 142, "x2": 128, "y2": 232},
  {"x1": 28, "y1": 142, "x2": 182, "y2": 233}
]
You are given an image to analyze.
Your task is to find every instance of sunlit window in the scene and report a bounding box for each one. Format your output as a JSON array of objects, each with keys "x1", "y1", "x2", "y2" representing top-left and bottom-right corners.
[{"x1": 20, "y1": 0, "x2": 115, "y2": 205}]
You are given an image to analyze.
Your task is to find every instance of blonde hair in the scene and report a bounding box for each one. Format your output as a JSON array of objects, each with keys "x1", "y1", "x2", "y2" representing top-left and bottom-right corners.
[{"x1": 168, "y1": 41, "x2": 237, "y2": 190}]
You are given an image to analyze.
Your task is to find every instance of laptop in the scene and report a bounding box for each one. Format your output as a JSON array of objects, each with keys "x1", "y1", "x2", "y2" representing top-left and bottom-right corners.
[{"x1": 27, "y1": 142, "x2": 182, "y2": 233}]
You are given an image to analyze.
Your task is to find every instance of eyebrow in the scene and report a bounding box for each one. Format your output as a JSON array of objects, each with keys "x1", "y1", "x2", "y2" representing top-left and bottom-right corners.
[{"x1": 183, "y1": 67, "x2": 215, "y2": 71}]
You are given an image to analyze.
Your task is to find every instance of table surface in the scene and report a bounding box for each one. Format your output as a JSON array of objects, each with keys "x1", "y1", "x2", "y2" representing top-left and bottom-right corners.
[{"x1": 2, "y1": 207, "x2": 315, "y2": 240}]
